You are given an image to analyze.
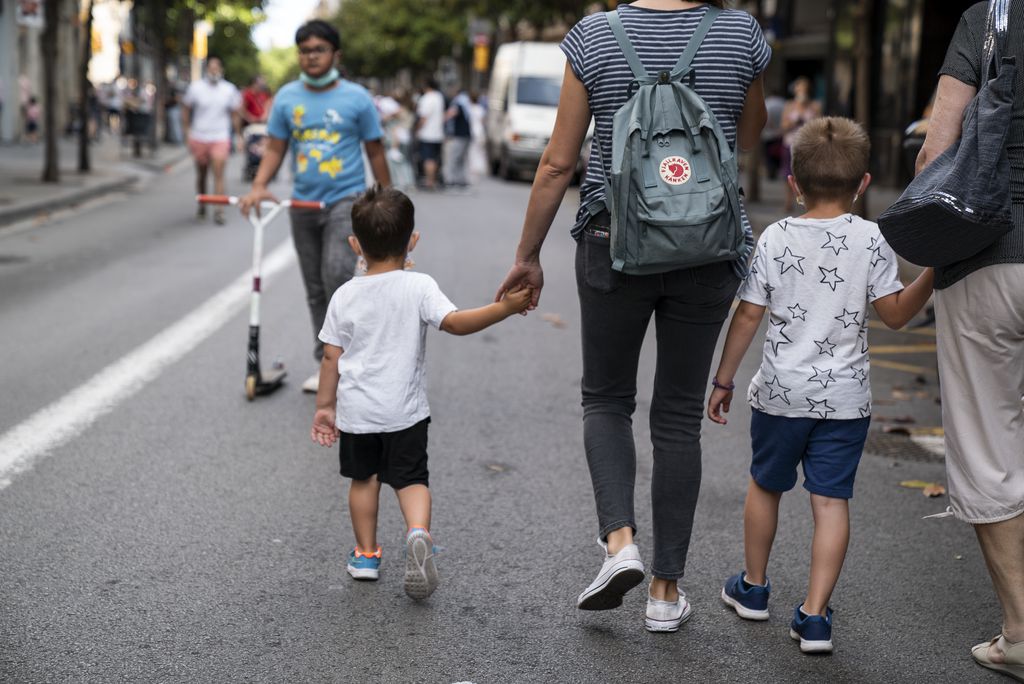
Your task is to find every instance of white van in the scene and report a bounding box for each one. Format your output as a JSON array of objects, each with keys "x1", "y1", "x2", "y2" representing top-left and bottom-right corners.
[{"x1": 486, "y1": 41, "x2": 590, "y2": 181}]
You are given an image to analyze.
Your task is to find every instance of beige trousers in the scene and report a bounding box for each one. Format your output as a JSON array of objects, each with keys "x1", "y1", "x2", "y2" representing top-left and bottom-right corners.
[{"x1": 935, "y1": 264, "x2": 1024, "y2": 524}]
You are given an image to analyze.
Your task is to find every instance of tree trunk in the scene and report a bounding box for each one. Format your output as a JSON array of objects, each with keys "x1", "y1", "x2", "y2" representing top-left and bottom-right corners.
[
  {"x1": 79, "y1": 0, "x2": 95, "y2": 173},
  {"x1": 41, "y1": 0, "x2": 61, "y2": 183},
  {"x1": 153, "y1": 0, "x2": 168, "y2": 149}
]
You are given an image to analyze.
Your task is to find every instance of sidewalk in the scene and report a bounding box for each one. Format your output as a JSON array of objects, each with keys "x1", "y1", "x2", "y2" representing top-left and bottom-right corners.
[{"x1": 0, "y1": 135, "x2": 189, "y2": 227}]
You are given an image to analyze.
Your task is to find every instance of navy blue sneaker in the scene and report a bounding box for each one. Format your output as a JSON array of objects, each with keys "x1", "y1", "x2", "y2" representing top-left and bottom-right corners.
[
  {"x1": 790, "y1": 605, "x2": 834, "y2": 654},
  {"x1": 721, "y1": 572, "x2": 770, "y2": 620}
]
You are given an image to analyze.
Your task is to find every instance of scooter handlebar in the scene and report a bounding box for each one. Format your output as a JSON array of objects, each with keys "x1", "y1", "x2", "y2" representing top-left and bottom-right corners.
[{"x1": 195, "y1": 195, "x2": 324, "y2": 210}]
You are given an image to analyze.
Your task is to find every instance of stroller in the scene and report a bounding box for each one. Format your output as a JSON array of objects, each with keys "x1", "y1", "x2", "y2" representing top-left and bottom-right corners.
[{"x1": 241, "y1": 123, "x2": 269, "y2": 182}]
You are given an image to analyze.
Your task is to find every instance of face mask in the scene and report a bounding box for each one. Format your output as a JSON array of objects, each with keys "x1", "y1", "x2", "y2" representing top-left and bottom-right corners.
[{"x1": 300, "y1": 67, "x2": 340, "y2": 88}]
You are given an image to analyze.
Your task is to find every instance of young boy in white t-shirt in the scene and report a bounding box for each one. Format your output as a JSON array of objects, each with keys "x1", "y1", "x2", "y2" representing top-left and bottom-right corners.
[
  {"x1": 310, "y1": 185, "x2": 531, "y2": 600},
  {"x1": 707, "y1": 118, "x2": 934, "y2": 654}
]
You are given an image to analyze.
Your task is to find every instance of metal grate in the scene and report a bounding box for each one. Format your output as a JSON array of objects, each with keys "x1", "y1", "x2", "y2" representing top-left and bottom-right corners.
[{"x1": 864, "y1": 432, "x2": 944, "y2": 464}]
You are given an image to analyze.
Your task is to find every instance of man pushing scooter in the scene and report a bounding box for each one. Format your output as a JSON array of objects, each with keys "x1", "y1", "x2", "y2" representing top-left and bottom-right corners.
[{"x1": 239, "y1": 20, "x2": 391, "y2": 393}]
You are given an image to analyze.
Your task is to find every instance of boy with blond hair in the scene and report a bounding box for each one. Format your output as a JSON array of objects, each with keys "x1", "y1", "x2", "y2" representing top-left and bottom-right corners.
[
  {"x1": 708, "y1": 117, "x2": 933, "y2": 653},
  {"x1": 311, "y1": 185, "x2": 531, "y2": 599}
]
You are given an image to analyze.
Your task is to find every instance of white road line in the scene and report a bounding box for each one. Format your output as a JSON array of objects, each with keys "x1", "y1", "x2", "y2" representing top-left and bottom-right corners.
[{"x1": 0, "y1": 240, "x2": 297, "y2": 489}]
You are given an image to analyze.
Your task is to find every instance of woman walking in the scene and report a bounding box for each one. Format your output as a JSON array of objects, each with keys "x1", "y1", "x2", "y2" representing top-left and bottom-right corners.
[{"x1": 496, "y1": 0, "x2": 769, "y2": 631}]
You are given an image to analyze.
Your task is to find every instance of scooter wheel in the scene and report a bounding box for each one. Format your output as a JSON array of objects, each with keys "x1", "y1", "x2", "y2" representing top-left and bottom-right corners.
[{"x1": 245, "y1": 375, "x2": 257, "y2": 401}]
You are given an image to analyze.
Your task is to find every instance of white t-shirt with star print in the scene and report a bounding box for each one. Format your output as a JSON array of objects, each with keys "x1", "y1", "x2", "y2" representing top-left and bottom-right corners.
[{"x1": 737, "y1": 214, "x2": 903, "y2": 420}]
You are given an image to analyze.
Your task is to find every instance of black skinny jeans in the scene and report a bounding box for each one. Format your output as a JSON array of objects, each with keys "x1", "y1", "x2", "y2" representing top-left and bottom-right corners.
[{"x1": 576, "y1": 231, "x2": 739, "y2": 580}]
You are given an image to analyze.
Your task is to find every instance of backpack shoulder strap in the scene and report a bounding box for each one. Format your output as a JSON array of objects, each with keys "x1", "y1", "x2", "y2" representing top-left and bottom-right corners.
[
  {"x1": 674, "y1": 5, "x2": 722, "y2": 75},
  {"x1": 605, "y1": 10, "x2": 649, "y2": 81}
]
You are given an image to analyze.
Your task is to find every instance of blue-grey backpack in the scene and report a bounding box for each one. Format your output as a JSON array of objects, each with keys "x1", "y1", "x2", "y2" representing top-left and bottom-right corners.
[{"x1": 593, "y1": 6, "x2": 745, "y2": 275}]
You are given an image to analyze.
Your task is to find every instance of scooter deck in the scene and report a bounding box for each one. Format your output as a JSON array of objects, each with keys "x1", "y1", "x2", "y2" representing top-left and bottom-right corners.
[{"x1": 255, "y1": 367, "x2": 287, "y2": 395}]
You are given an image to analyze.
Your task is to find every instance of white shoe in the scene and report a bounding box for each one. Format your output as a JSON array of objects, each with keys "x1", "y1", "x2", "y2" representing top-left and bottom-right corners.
[
  {"x1": 577, "y1": 541, "x2": 645, "y2": 611},
  {"x1": 403, "y1": 528, "x2": 439, "y2": 600},
  {"x1": 645, "y1": 587, "x2": 693, "y2": 633},
  {"x1": 301, "y1": 373, "x2": 319, "y2": 393}
]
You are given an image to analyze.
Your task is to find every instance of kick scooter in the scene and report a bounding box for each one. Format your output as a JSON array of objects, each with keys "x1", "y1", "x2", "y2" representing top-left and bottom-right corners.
[{"x1": 197, "y1": 194, "x2": 324, "y2": 400}]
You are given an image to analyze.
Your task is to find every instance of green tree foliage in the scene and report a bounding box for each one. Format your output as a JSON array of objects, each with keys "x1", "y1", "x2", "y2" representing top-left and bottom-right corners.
[
  {"x1": 259, "y1": 46, "x2": 301, "y2": 92},
  {"x1": 208, "y1": 17, "x2": 261, "y2": 86}
]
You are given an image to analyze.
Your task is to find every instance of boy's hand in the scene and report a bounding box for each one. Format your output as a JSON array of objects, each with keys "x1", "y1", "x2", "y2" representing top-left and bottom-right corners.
[
  {"x1": 311, "y1": 409, "x2": 340, "y2": 447},
  {"x1": 501, "y1": 286, "x2": 533, "y2": 315},
  {"x1": 708, "y1": 387, "x2": 734, "y2": 425}
]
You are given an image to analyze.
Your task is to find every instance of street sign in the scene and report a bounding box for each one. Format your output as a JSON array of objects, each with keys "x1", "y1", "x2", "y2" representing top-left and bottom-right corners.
[{"x1": 16, "y1": 0, "x2": 45, "y2": 29}]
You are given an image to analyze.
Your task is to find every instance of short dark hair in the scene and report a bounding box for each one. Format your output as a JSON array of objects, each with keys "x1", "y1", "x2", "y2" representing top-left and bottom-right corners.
[
  {"x1": 295, "y1": 20, "x2": 340, "y2": 51},
  {"x1": 791, "y1": 117, "x2": 870, "y2": 204},
  {"x1": 351, "y1": 185, "x2": 415, "y2": 261}
]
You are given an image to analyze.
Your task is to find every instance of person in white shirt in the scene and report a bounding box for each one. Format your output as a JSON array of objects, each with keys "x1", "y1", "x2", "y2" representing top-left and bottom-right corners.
[
  {"x1": 415, "y1": 79, "x2": 445, "y2": 190},
  {"x1": 182, "y1": 57, "x2": 242, "y2": 224},
  {"x1": 708, "y1": 118, "x2": 934, "y2": 654},
  {"x1": 310, "y1": 185, "x2": 531, "y2": 599}
]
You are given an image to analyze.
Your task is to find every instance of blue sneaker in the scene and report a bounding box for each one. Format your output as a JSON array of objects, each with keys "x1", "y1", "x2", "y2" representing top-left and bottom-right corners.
[
  {"x1": 790, "y1": 605, "x2": 834, "y2": 654},
  {"x1": 721, "y1": 572, "x2": 770, "y2": 620},
  {"x1": 346, "y1": 546, "x2": 381, "y2": 581}
]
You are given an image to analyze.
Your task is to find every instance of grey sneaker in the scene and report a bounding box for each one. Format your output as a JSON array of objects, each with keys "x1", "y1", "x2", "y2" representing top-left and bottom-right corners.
[
  {"x1": 301, "y1": 373, "x2": 319, "y2": 393},
  {"x1": 645, "y1": 587, "x2": 693, "y2": 632},
  {"x1": 403, "y1": 528, "x2": 439, "y2": 600},
  {"x1": 576, "y1": 540, "x2": 645, "y2": 611}
]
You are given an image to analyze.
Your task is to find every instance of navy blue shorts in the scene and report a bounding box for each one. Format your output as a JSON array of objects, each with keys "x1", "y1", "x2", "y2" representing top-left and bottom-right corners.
[
  {"x1": 749, "y1": 410, "x2": 870, "y2": 499},
  {"x1": 418, "y1": 141, "x2": 442, "y2": 163}
]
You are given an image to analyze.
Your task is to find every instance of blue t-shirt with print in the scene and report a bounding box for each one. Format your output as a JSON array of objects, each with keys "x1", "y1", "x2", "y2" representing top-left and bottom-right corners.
[{"x1": 267, "y1": 79, "x2": 383, "y2": 206}]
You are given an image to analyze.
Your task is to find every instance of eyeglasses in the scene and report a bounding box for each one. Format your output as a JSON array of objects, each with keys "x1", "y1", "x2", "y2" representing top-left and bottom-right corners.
[{"x1": 298, "y1": 45, "x2": 332, "y2": 57}]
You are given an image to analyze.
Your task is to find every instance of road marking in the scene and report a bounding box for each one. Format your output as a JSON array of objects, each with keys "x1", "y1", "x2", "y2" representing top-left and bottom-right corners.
[
  {"x1": 868, "y1": 320, "x2": 936, "y2": 337},
  {"x1": 871, "y1": 358, "x2": 937, "y2": 375},
  {"x1": 0, "y1": 240, "x2": 296, "y2": 489},
  {"x1": 871, "y1": 344, "x2": 937, "y2": 354}
]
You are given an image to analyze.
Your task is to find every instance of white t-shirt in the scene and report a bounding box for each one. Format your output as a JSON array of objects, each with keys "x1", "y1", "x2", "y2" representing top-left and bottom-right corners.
[
  {"x1": 318, "y1": 270, "x2": 458, "y2": 433},
  {"x1": 182, "y1": 78, "x2": 241, "y2": 142},
  {"x1": 415, "y1": 90, "x2": 446, "y2": 143},
  {"x1": 737, "y1": 214, "x2": 904, "y2": 420}
]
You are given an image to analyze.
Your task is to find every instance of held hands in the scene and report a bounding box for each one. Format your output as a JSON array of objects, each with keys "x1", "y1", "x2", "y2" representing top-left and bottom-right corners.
[
  {"x1": 311, "y1": 408, "x2": 340, "y2": 447},
  {"x1": 238, "y1": 186, "x2": 279, "y2": 218},
  {"x1": 496, "y1": 259, "x2": 543, "y2": 311},
  {"x1": 500, "y1": 286, "x2": 533, "y2": 316},
  {"x1": 707, "y1": 386, "x2": 734, "y2": 425}
]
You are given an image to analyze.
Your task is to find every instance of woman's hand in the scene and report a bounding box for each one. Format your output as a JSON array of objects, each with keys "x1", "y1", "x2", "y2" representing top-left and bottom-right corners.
[{"x1": 496, "y1": 259, "x2": 544, "y2": 311}]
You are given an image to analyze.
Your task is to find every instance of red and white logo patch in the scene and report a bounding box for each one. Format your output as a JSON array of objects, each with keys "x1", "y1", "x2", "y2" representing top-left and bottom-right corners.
[{"x1": 659, "y1": 156, "x2": 692, "y2": 185}]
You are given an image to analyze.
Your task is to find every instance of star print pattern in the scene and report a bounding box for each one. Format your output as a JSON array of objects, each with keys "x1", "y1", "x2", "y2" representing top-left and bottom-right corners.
[
  {"x1": 821, "y1": 232, "x2": 849, "y2": 256},
  {"x1": 819, "y1": 266, "x2": 845, "y2": 291},
  {"x1": 814, "y1": 338, "x2": 837, "y2": 357},
  {"x1": 808, "y1": 366, "x2": 836, "y2": 389},
  {"x1": 768, "y1": 317, "x2": 792, "y2": 355},
  {"x1": 736, "y1": 215, "x2": 902, "y2": 420},
  {"x1": 788, "y1": 303, "x2": 808, "y2": 321},
  {"x1": 807, "y1": 397, "x2": 836, "y2": 419},
  {"x1": 834, "y1": 309, "x2": 861, "y2": 328},
  {"x1": 774, "y1": 247, "x2": 806, "y2": 275},
  {"x1": 765, "y1": 375, "x2": 792, "y2": 405}
]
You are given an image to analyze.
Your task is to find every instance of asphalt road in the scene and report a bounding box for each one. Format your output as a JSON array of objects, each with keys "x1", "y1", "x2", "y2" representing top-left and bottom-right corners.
[{"x1": 0, "y1": 160, "x2": 1002, "y2": 683}]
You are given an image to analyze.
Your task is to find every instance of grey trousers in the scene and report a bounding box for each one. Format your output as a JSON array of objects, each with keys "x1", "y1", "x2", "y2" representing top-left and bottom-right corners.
[
  {"x1": 290, "y1": 196, "x2": 359, "y2": 361},
  {"x1": 445, "y1": 137, "x2": 471, "y2": 186},
  {"x1": 576, "y1": 231, "x2": 739, "y2": 580}
]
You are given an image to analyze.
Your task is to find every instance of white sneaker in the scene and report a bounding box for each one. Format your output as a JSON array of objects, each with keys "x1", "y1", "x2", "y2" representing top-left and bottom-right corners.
[
  {"x1": 403, "y1": 528, "x2": 439, "y2": 600},
  {"x1": 301, "y1": 373, "x2": 319, "y2": 393},
  {"x1": 645, "y1": 588, "x2": 693, "y2": 633},
  {"x1": 576, "y1": 541, "x2": 645, "y2": 611}
]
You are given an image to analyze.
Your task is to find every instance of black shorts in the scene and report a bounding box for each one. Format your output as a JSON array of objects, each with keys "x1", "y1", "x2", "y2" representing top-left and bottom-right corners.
[
  {"x1": 339, "y1": 418, "x2": 430, "y2": 488},
  {"x1": 419, "y1": 141, "x2": 442, "y2": 163}
]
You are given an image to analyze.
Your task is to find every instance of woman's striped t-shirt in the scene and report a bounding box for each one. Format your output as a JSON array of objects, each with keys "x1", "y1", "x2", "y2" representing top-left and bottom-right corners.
[{"x1": 560, "y1": 3, "x2": 771, "y2": 275}]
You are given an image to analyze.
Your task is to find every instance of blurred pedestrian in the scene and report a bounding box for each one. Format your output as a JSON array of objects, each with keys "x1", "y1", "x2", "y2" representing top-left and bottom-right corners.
[
  {"x1": 916, "y1": 1, "x2": 1024, "y2": 679},
  {"x1": 444, "y1": 87, "x2": 473, "y2": 187},
  {"x1": 164, "y1": 84, "x2": 183, "y2": 144},
  {"x1": 762, "y1": 91, "x2": 785, "y2": 179},
  {"x1": 237, "y1": 20, "x2": 391, "y2": 393},
  {"x1": 468, "y1": 91, "x2": 488, "y2": 183},
  {"x1": 497, "y1": 0, "x2": 770, "y2": 632},
  {"x1": 24, "y1": 96, "x2": 40, "y2": 143},
  {"x1": 182, "y1": 56, "x2": 242, "y2": 224},
  {"x1": 241, "y1": 75, "x2": 272, "y2": 125},
  {"x1": 415, "y1": 78, "x2": 445, "y2": 190},
  {"x1": 780, "y1": 77, "x2": 822, "y2": 212}
]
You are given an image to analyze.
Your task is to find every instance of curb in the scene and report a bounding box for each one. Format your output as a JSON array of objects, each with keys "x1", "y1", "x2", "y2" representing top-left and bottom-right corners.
[{"x1": 0, "y1": 174, "x2": 140, "y2": 227}]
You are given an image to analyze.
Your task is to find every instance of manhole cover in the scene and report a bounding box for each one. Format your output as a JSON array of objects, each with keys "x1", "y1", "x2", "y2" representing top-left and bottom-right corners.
[{"x1": 865, "y1": 432, "x2": 943, "y2": 463}]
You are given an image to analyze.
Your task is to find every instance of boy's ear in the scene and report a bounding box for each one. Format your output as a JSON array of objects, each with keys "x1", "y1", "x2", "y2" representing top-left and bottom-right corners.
[
  {"x1": 407, "y1": 231, "x2": 420, "y2": 253},
  {"x1": 347, "y1": 235, "x2": 362, "y2": 256},
  {"x1": 786, "y1": 175, "x2": 803, "y2": 202},
  {"x1": 857, "y1": 173, "x2": 872, "y2": 197}
]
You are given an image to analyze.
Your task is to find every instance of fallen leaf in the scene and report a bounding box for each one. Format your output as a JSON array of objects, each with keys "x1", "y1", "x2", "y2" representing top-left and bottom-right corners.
[
  {"x1": 883, "y1": 426, "x2": 912, "y2": 436},
  {"x1": 899, "y1": 480, "x2": 933, "y2": 489},
  {"x1": 486, "y1": 464, "x2": 507, "y2": 473},
  {"x1": 541, "y1": 313, "x2": 566, "y2": 329},
  {"x1": 891, "y1": 390, "x2": 912, "y2": 401},
  {"x1": 915, "y1": 391, "x2": 930, "y2": 399},
  {"x1": 922, "y1": 483, "x2": 946, "y2": 498},
  {"x1": 892, "y1": 415, "x2": 917, "y2": 424},
  {"x1": 954, "y1": 554, "x2": 963, "y2": 561}
]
